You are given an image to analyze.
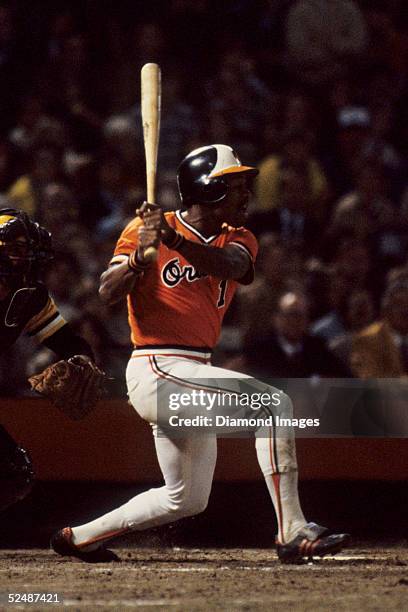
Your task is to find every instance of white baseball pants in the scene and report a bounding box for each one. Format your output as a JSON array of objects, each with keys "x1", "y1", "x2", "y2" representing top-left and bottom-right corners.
[{"x1": 71, "y1": 351, "x2": 305, "y2": 548}]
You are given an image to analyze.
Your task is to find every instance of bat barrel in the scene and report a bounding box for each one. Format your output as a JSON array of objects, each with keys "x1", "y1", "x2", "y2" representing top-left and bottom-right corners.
[{"x1": 141, "y1": 62, "x2": 161, "y2": 262}]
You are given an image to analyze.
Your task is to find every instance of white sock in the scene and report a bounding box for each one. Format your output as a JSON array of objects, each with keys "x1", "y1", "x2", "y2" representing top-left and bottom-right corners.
[
  {"x1": 255, "y1": 430, "x2": 306, "y2": 543},
  {"x1": 263, "y1": 471, "x2": 306, "y2": 543}
]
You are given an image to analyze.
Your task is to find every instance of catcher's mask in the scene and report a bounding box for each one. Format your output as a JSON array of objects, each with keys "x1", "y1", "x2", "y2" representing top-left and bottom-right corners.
[
  {"x1": 177, "y1": 144, "x2": 258, "y2": 207},
  {"x1": 0, "y1": 208, "x2": 53, "y2": 286}
]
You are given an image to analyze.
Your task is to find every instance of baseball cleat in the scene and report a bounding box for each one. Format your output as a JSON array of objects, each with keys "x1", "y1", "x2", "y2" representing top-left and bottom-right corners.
[
  {"x1": 50, "y1": 527, "x2": 120, "y2": 563},
  {"x1": 276, "y1": 522, "x2": 351, "y2": 564}
]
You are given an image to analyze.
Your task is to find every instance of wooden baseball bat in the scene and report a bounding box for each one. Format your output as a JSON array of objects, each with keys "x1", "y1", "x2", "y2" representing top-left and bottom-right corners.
[{"x1": 141, "y1": 62, "x2": 161, "y2": 262}]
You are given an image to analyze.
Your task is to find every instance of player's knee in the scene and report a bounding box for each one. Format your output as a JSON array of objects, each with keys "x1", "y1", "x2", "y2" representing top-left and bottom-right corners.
[
  {"x1": 165, "y1": 485, "x2": 189, "y2": 514},
  {"x1": 166, "y1": 488, "x2": 208, "y2": 517},
  {"x1": 184, "y1": 493, "x2": 209, "y2": 516},
  {"x1": 177, "y1": 498, "x2": 208, "y2": 518}
]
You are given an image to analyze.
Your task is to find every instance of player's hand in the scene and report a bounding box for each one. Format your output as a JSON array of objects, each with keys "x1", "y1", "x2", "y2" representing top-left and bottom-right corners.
[
  {"x1": 137, "y1": 201, "x2": 162, "y2": 230},
  {"x1": 137, "y1": 225, "x2": 160, "y2": 261},
  {"x1": 136, "y1": 202, "x2": 174, "y2": 244},
  {"x1": 135, "y1": 202, "x2": 161, "y2": 261}
]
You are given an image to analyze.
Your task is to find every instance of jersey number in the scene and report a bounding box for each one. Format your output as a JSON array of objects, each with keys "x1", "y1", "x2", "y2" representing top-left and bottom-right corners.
[{"x1": 217, "y1": 280, "x2": 228, "y2": 308}]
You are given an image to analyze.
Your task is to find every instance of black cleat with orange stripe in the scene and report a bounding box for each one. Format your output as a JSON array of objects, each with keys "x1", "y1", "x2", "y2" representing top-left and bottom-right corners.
[
  {"x1": 276, "y1": 522, "x2": 351, "y2": 564},
  {"x1": 50, "y1": 527, "x2": 121, "y2": 563}
]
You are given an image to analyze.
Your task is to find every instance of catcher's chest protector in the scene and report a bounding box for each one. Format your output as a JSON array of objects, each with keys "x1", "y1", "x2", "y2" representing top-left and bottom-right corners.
[{"x1": 0, "y1": 284, "x2": 47, "y2": 353}]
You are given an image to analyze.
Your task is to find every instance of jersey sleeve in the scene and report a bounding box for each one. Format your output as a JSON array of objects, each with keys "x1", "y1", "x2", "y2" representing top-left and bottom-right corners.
[
  {"x1": 227, "y1": 227, "x2": 259, "y2": 263},
  {"x1": 226, "y1": 227, "x2": 258, "y2": 285},
  {"x1": 110, "y1": 217, "x2": 143, "y2": 265},
  {"x1": 23, "y1": 286, "x2": 67, "y2": 343}
]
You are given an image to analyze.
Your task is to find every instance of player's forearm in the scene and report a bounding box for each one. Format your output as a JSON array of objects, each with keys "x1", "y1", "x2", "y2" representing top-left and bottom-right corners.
[
  {"x1": 99, "y1": 262, "x2": 140, "y2": 305},
  {"x1": 176, "y1": 239, "x2": 249, "y2": 280}
]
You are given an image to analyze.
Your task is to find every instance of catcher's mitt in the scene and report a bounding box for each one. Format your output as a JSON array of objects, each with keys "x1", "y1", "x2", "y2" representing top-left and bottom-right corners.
[{"x1": 28, "y1": 355, "x2": 109, "y2": 420}]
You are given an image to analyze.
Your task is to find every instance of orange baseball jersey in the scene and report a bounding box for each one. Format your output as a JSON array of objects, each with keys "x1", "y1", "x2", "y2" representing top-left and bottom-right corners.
[{"x1": 111, "y1": 210, "x2": 258, "y2": 350}]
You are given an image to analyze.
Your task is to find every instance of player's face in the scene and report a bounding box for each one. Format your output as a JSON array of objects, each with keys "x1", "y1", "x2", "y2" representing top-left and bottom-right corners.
[
  {"x1": 0, "y1": 237, "x2": 31, "y2": 266},
  {"x1": 219, "y1": 173, "x2": 252, "y2": 227},
  {"x1": 0, "y1": 238, "x2": 30, "y2": 259},
  {"x1": 0, "y1": 236, "x2": 32, "y2": 284}
]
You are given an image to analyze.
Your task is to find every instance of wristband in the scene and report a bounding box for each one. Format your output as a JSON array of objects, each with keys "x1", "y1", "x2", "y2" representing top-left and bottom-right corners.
[
  {"x1": 164, "y1": 231, "x2": 186, "y2": 251},
  {"x1": 128, "y1": 251, "x2": 150, "y2": 273}
]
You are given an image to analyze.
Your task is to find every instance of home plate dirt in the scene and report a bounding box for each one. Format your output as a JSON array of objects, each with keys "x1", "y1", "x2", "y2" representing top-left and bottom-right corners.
[{"x1": 1, "y1": 546, "x2": 407, "y2": 610}]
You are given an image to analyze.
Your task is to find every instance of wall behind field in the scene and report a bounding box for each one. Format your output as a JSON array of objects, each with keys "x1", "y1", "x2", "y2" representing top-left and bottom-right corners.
[{"x1": 1, "y1": 398, "x2": 407, "y2": 481}]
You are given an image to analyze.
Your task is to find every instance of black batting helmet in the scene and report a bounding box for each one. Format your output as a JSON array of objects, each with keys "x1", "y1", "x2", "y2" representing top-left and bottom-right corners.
[
  {"x1": 177, "y1": 144, "x2": 258, "y2": 207},
  {"x1": 0, "y1": 208, "x2": 53, "y2": 284}
]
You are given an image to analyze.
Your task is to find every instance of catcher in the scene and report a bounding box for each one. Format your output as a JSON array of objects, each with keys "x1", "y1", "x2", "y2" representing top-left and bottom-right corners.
[{"x1": 0, "y1": 208, "x2": 107, "y2": 512}]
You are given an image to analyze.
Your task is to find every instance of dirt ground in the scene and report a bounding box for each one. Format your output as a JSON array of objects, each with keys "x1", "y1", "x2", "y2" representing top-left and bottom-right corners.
[{"x1": 0, "y1": 545, "x2": 407, "y2": 611}]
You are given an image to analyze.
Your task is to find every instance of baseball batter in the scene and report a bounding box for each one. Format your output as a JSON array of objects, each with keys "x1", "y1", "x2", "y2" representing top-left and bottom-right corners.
[{"x1": 51, "y1": 145, "x2": 350, "y2": 563}]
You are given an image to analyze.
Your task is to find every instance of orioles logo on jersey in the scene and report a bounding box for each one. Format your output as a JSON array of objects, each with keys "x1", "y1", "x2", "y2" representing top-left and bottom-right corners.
[{"x1": 161, "y1": 258, "x2": 207, "y2": 288}]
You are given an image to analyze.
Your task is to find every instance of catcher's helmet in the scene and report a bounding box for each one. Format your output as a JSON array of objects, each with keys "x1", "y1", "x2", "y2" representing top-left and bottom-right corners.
[
  {"x1": 177, "y1": 144, "x2": 258, "y2": 207},
  {"x1": 0, "y1": 208, "x2": 53, "y2": 283}
]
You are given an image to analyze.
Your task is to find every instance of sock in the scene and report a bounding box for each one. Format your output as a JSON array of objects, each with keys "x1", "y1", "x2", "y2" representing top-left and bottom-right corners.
[
  {"x1": 256, "y1": 429, "x2": 306, "y2": 543},
  {"x1": 263, "y1": 471, "x2": 306, "y2": 543}
]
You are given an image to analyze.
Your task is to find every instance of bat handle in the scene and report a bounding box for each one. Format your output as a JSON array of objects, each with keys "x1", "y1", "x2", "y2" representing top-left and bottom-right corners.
[
  {"x1": 143, "y1": 245, "x2": 157, "y2": 262},
  {"x1": 143, "y1": 183, "x2": 158, "y2": 262}
]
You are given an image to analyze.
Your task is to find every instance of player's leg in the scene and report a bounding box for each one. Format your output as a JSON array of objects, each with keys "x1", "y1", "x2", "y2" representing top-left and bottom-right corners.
[
  {"x1": 66, "y1": 429, "x2": 217, "y2": 550},
  {"x1": 163, "y1": 359, "x2": 349, "y2": 560},
  {"x1": 160, "y1": 359, "x2": 306, "y2": 543},
  {"x1": 253, "y1": 399, "x2": 350, "y2": 561},
  {"x1": 254, "y1": 394, "x2": 307, "y2": 545},
  {"x1": 51, "y1": 356, "x2": 217, "y2": 558}
]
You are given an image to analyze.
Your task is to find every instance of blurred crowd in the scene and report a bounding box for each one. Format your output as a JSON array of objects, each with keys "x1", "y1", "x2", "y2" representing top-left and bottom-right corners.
[{"x1": 1, "y1": 0, "x2": 408, "y2": 396}]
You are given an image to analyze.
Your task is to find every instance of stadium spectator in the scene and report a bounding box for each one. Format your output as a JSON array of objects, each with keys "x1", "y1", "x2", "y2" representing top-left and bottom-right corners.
[
  {"x1": 206, "y1": 47, "x2": 271, "y2": 162},
  {"x1": 230, "y1": 291, "x2": 351, "y2": 379},
  {"x1": 255, "y1": 127, "x2": 329, "y2": 222},
  {"x1": 237, "y1": 233, "x2": 294, "y2": 330},
  {"x1": 351, "y1": 280, "x2": 408, "y2": 378},
  {"x1": 249, "y1": 165, "x2": 321, "y2": 257},
  {"x1": 321, "y1": 234, "x2": 379, "y2": 304},
  {"x1": 8, "y1": 94, "x2": 66, "y2": 154},
  {"x1": 323, "y1": 106, "x2": 372, "y2": 197},
  {"x1": 7, "y1": 143, "x2": 65, "y2": 220},
  {"x1": 330, "y1": 158, "x2": 396, "y2": 236},
  {"x1": 328, "y1": 289, "x2": 376, "y2": 367},
  {"x1": 329, "y1": 156, "x2": 408, "y2": 273},
  {"x1": 284, "y1": 0, "x2": 368, "y2": 85}
]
